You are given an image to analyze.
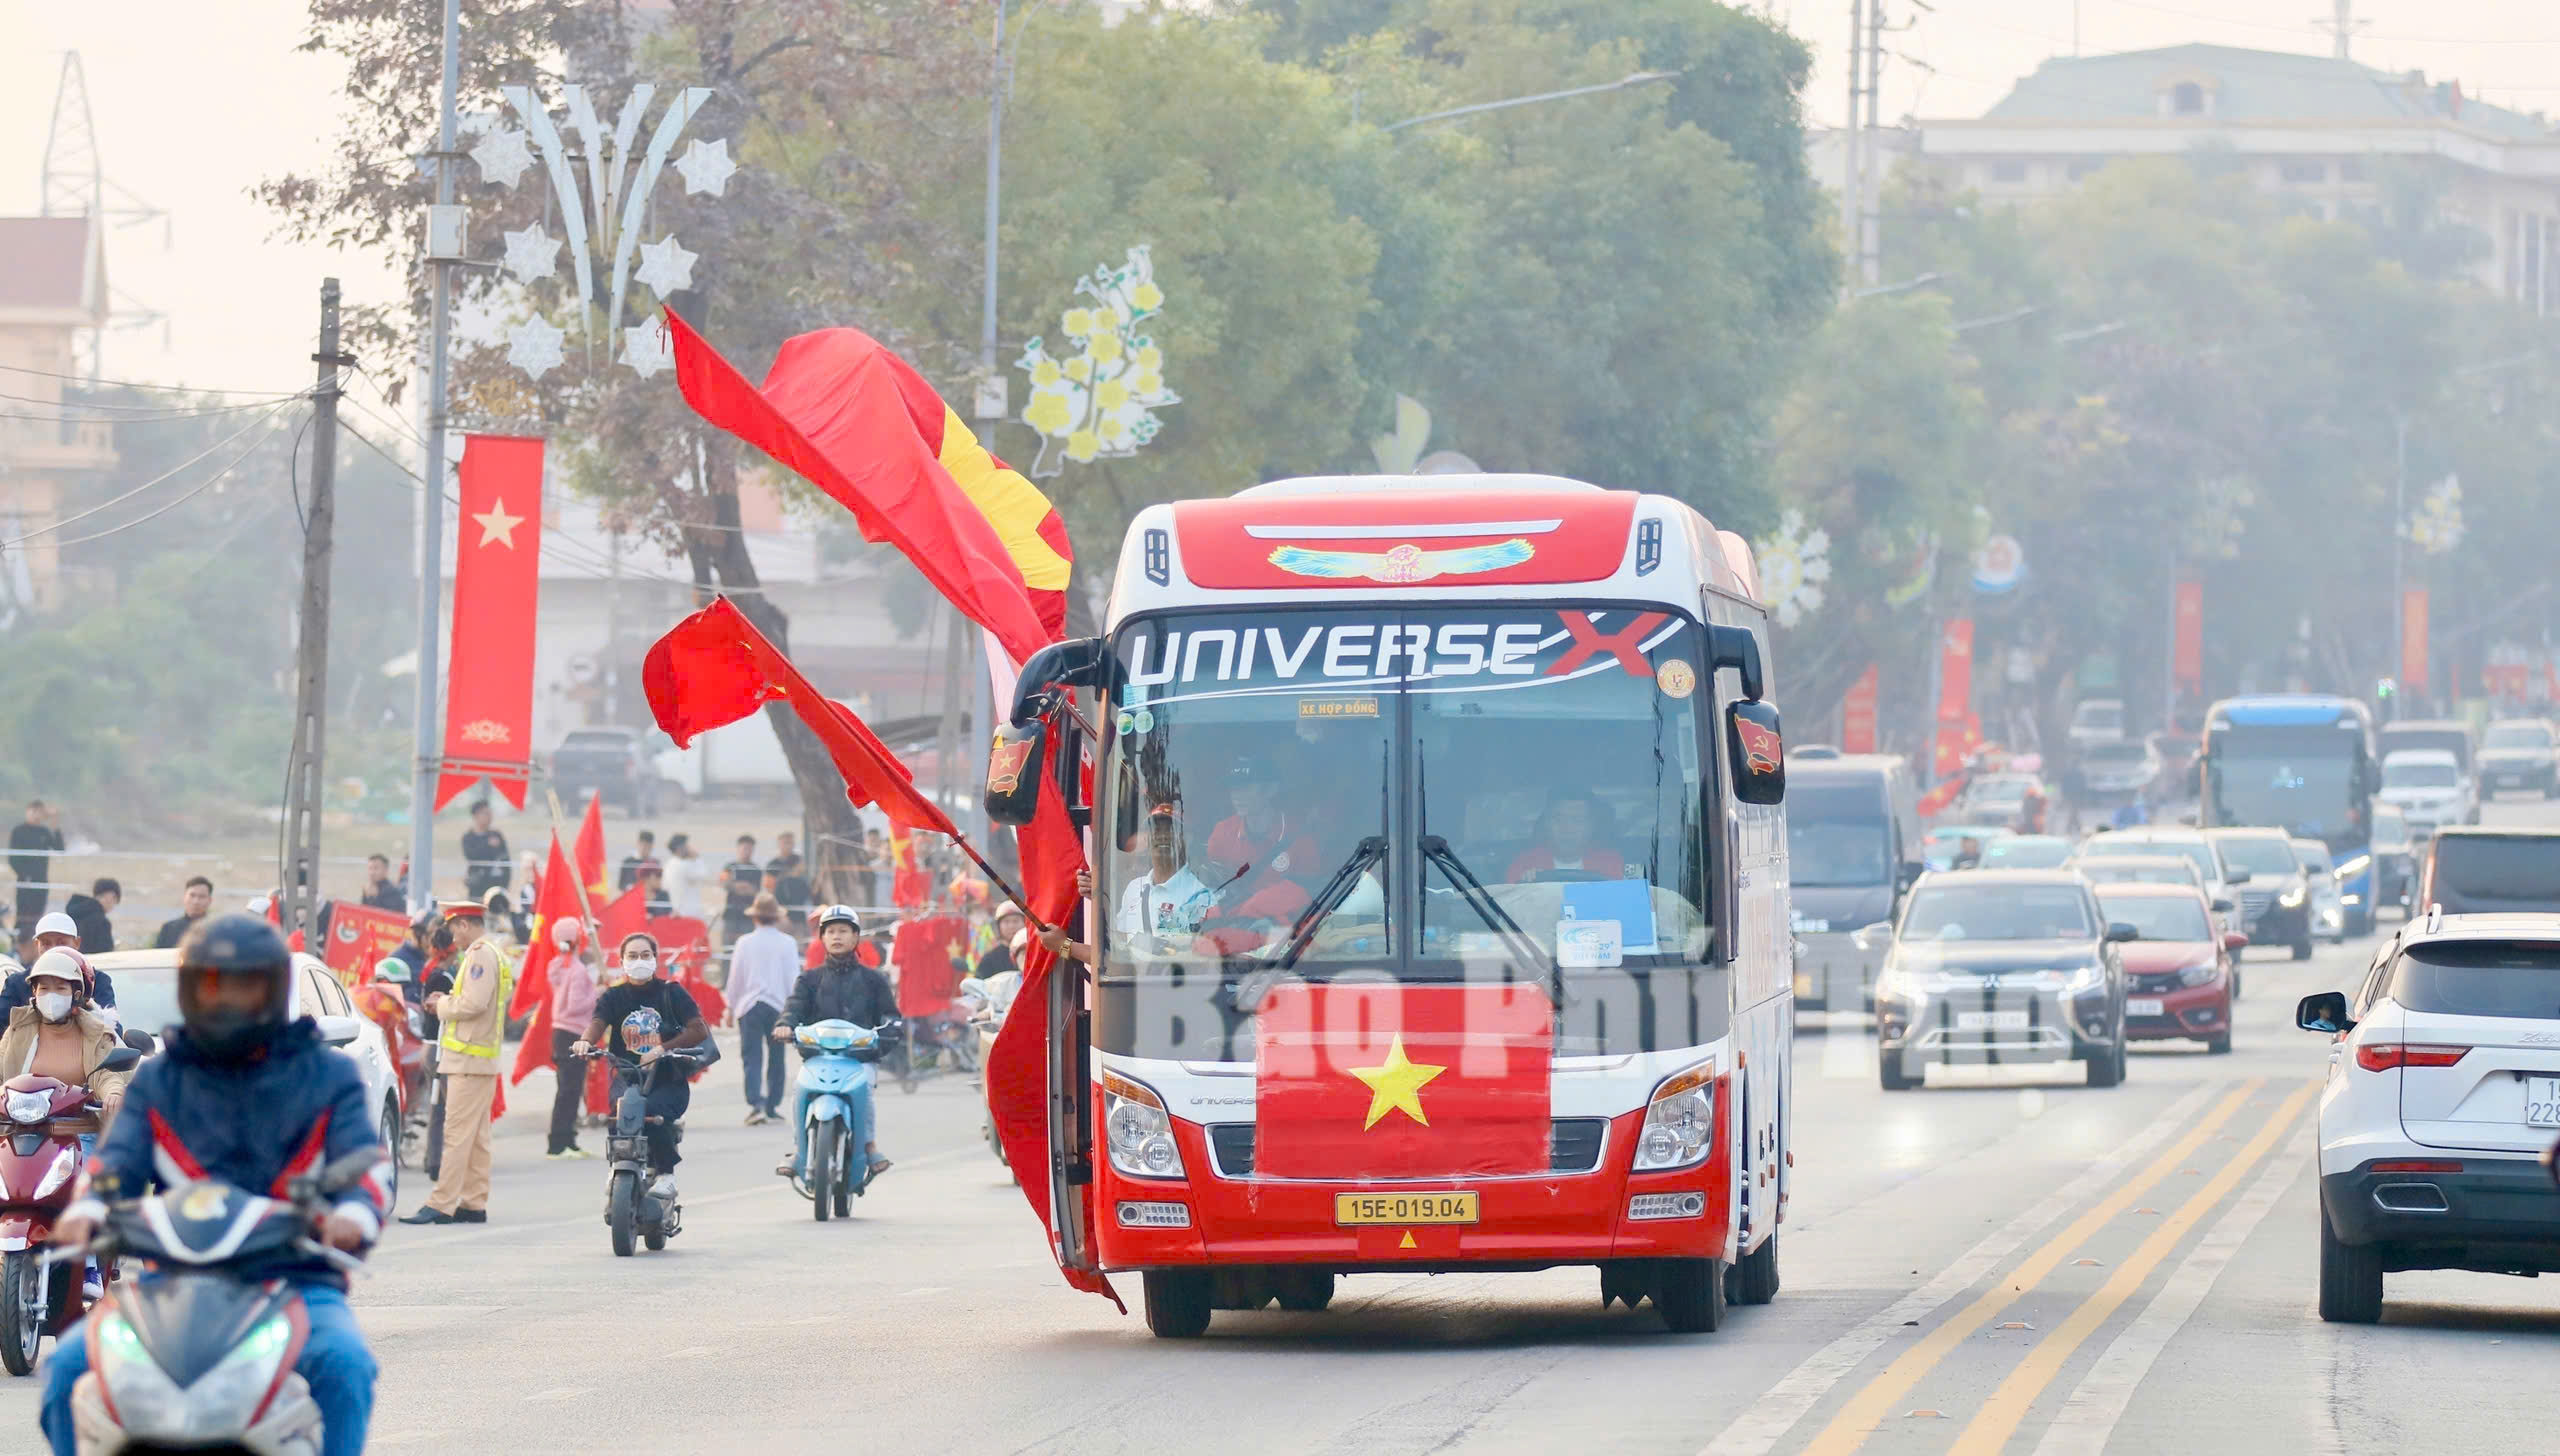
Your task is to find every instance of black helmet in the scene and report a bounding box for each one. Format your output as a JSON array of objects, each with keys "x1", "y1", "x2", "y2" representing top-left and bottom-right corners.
[{"x1": 177, "y1": 913, "x2": 295, "y2": 1061}]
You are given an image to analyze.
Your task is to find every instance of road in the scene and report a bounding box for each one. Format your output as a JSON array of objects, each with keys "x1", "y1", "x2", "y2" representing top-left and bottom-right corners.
[{"x1": 8, "y1": 799, "x2": 2557, "y2": 1454}]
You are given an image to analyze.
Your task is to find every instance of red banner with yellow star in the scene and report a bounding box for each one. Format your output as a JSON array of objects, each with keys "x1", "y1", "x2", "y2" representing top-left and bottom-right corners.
[
  {"x1": 1254, "y1": 982, "x2": 1553, "y2": 1179},
  {"x1": 435, "y1": 434, "x2": 545, "y2": 810}
]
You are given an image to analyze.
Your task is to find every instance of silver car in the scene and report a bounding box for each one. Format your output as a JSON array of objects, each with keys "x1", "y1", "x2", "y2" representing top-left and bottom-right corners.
[{"x1": 1872, "y1": 870, "x2": 2133, "y2": 1090}]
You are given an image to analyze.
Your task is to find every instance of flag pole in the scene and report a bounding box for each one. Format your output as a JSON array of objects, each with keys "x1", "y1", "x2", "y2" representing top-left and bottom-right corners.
[{"x1": 544, "y1": 788, "x2": 609, "y2": 945}]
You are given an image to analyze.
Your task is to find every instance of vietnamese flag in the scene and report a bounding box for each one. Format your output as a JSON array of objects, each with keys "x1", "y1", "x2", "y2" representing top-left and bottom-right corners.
[
  {"x1": 665, "y1": 311, "x2": 1051, "y2": 664},
  {"x1": 648, "y1": 914, "x2": 725, "y2": 1026},
  {"x1": 435, "y1": 434, "x2": 545, "y2": 809},
  {"x1": 644, "y1": 597, "x2": 959, "y2": 838},
  {"x1": 889, "y1": 823, "x2": 929, "y2": 908},
  {"x1": 508, "y1": 834, "x2": 587, "y2": 1085},
  {"x1": 1254, "y1": 983, "x2": 1553, "y2": 1179},
  {"x1": 574, "y1": 791, "x2": 609, "y2": 904},
  {"x1": 321, "y1": 903, "x2": 409, "y2": 984}
]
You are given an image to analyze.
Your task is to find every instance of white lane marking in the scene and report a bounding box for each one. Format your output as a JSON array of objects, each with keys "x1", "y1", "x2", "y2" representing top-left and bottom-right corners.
[
  {"x1": 1698, "y1": 1081, "x2": 2220, "y2": 1456},
  {"x1": 2029, "y1": 1141, "x2": 2312, "y2": 1456}
]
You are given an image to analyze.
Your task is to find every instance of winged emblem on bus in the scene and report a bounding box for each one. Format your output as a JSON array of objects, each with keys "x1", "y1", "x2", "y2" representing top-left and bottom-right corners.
[{"x1": 1267, "y1": 538, "x2": 1535, "y2": 584}]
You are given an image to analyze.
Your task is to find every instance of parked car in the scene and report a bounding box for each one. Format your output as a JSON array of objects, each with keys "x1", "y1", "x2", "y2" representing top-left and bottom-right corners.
[
  {"x1": 548, "y1": 726, "x2": 684, "y2": 816},
  {"x1": 2416, "y1": 826, "x2": 2560, "y2": 916},
  {"x1": 2068, "y1": 698, "x2": 2128, "y2": 750},
  {"x1": 2377, "y1": 718, "x2": 2478, "y2": 783},
  {"x1": 2290, "y1": 837, "x2": 2349, "y2": 944},
  {"x1": 2206, "y1": 827, "x2": 2317, "y2": 961},
  {"x1": 2378, "y1": 748, "x2": 2478, "y2": 836},
  {"x1": 87, "y1": 949, "x2": 407, "y2": 1205},
  {"x1": 2098, "y1": 882, "x2": 2244, "y2": 1054},
  {"x1": 2297, "y1": 913, "x2": 2560, "y2": 1323},
  {"x1": 2475, "y1": 717, "x2": 2560, "y2": 799},
  {"x1": 1872, "y1": 870, "x2": 2133, "y2": 1091}
]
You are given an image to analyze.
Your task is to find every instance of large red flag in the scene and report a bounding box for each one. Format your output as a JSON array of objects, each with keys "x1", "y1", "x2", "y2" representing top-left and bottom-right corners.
[
  {"x1": 665, "y1": 312, "x2": 1050, "y2": 664},
  {"x1": 435, "y1": 434, "x2": 545, "y2": 809},
  {"x1": 1254, "y1": 983, "x2": 1554, "y2": 1180},
  {"x1": 574, "y1": 792, "x2": 609, "y2": 903},
  {"x1": 597, "y1": 883, "x2": 651, "y2": 949},
  {"x1": 644, "y1": 597, "x2": 958, "y2": 837},
  {"x1": 507, "y1": 835, "x2": 587, "y2": 1085},
  {"x1": 889, "y1": 823, "x2": 929, "y2": 908},
  {"x1": 648, "y1": 914, "x2": 725, "y2": 1026}
]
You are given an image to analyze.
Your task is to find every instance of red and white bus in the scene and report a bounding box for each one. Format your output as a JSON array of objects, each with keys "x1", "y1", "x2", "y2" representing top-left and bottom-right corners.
[{"x1": 991, "y1": 473, "x2": 1793, "y2": 1336}]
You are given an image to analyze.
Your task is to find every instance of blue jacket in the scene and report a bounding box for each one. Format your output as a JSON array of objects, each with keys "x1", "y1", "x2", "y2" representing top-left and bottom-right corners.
[{"x1": 70, "y1": 1019, "x2": 392, "y2": 1286}]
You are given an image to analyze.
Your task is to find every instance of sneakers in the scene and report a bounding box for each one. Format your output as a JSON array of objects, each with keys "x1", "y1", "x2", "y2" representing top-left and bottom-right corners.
[
  {"x1": 81, "y1": 1274, "x2": 102, "y2": 1303},
  {"x1": 774, "y1": 1155, "x2": 799, "y2": 1178},
  {"x1": 547, "y1": 1145, "x2": 593, "y2": 1160},
  {"x1": 744, "y1": 1108, "x2": 768, "y2": 1127}
]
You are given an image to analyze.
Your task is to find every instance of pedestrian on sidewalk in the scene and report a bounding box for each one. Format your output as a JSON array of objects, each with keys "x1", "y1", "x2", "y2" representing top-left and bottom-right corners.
[
  {"x1": 727, "y1": 894, "x2": 798, "y2": 1124},
  {"x1": 545, "y1": 917, "x2": 600, "y2": 1159},
  {"x1": 402, "y1": 901, "x2": 507, "y2": 1226},
  {"x1": 9, "y1": 801, "x2": 61, "y2": 936}
]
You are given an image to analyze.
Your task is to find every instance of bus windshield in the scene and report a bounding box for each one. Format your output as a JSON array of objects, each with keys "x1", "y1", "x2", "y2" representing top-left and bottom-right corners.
[
  {"x1": 2206, "y1": 720, "x2": 2368, "y2": 848},
  {"x1": 1102, "y1": 605, "x2": 1712, "y2": 981}
]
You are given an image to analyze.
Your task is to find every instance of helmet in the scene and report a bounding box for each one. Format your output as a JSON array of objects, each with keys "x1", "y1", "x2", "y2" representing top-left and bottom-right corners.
[
  {"x1": 27, "y1": 947, "x2": 90, "y2": 1004},
  {"x1": 31, "y1": 912, "x2": 77, "y2": 944},
  {"x1": 371, "y1": 956, "x2": 413, "y2": 986},
  {"x1": 177, "y1": 913, "x2": 295, "y2": 1061},
  {"x1": 619, "y1": 1006, "x2": 665, "y2": 1057},
  {"x1": 815, "y1": 904, "x2": 861, "y2": 934}
]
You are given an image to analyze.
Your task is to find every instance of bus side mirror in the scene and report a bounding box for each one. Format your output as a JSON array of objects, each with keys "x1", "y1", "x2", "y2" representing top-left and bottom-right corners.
[
  {"x1": 1006, "y1": 637, "x2": 1109, "y2": 721},
  {"x1": 1708, "y1": 625, "x2": 1765, "y2": 702},
  {"x1": 1727, "y1": 700, "x2": 1785, "y2": 806},
  {"x1": 985, "y1": 718, "x2": 1047, "y2": 828}
]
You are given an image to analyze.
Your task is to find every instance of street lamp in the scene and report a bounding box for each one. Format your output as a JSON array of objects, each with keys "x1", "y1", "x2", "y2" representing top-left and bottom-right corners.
[{"x1": 1381, "y1": 71, "x2": 1681, "y2": 134}]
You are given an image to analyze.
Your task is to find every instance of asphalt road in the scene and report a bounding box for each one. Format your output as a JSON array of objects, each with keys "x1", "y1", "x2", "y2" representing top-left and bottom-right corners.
[{"x1": 9, "y1": 797, "x2": 2558, "y2": 1454}]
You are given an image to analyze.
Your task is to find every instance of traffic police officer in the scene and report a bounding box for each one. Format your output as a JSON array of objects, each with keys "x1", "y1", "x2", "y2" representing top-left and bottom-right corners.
[{"x1": 401, "y1": 900, "x2": 509, "y2": 1225}]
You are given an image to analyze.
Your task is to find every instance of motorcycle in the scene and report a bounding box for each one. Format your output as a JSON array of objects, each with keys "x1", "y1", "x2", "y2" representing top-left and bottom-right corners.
[
  {"x1": 59, "y1": 1149, "x2": 375, "y2": 1456},
  {"x1": 586, "y1": 1044, "x2": 713, "y2": 1257},
  {"x1": 0, "y1": 1050, "x2": 137, "y2": 1377},
  {"x1": 789, "y1": 1019, "x2": 895, "y2": 1222},
  {"x1": 957, "y1": 973, "x2": 1020, "y2": 1167}
]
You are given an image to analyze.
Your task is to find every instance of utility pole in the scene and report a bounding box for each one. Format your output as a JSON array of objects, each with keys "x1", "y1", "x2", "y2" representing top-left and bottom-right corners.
[
  {"x1": 408, "y1": 0, "x2": 462, "y2": 916},
  {"x1": 286, "y1": 280, "x2": 352, "y2": 939},
  {"x1": 1860, "y1": 0, "x2": 1886, "y2": 287},
  {"x1": 974, "y1": 0, "x2": 1012, "y2": 852},
  {"x1": 2391, "y1": 410, "x2": 2408, "y2": 718},
  {"x1": 1842, "y1": 0, "x2": 1865, "y2": 290},
  {"x1": 2330, "y1": 0, "x2": 2355, "y2": 61}
]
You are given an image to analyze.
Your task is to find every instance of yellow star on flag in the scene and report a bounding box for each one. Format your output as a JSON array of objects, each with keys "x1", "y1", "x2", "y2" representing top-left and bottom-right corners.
[
  {"x1": 1348, "y1": 1035, "x2": 1446, "y2": 1130},
  {"x1": 473, "y1": 499, "x2": 524, "y2": 549}
]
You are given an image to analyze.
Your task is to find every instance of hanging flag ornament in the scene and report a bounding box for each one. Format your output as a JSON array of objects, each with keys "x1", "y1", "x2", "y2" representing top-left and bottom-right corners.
[
  {"x1": 1015, "y1": 245, "x2": 1180, "y2": 478},
  {"x1": 2405, "y1": 475, "x2": 2463, "y2": 556},
  {"x1": 500, "y1": 223, "x2": 561, "y2": 285},
  {"x1": 505, "y1": 316, "x2": 567, "y2": 381},
  {"x1": 1753, "y1": 509, "x2": 1831, "y2": 627},
  {"x1": 492, "y1": 82, "x2": 725, "y2": 382}
]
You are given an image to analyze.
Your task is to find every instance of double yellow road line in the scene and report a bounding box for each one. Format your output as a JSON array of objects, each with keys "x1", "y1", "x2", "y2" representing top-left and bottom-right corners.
[{"x1": 1800, "y1": 1078, "x2": 2317, "y2": 1456}]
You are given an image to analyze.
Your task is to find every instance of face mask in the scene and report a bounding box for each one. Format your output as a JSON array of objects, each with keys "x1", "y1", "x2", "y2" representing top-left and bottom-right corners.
[
  {"x1": 34, "y1": 992, "x2": 72, "y2": 1022},
  {"x1": 623, "y1": 955, "x2": 657, "y2": 981}
]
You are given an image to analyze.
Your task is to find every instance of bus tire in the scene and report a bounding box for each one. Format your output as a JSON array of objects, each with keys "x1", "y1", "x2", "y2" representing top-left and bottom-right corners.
[
  {"x1": 1143, "y1": 1270, "x2": 1213, "y2": 1339},
  {"x1": 1655, "y1": 1257, "x2": 1726, "y2": 1333},
  {"x1": 1729, "y1": 1235, "x2": 1780, "y2": 1306}
]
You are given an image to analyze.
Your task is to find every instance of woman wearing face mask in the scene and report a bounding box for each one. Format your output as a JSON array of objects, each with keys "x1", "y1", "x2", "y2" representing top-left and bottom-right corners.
[
  {"x1": 0, "y1": 948, "x2": 130, "y2": 1119},
  {"x1": 572, "y1": 934, "x2": 711, "y2": 1193}
]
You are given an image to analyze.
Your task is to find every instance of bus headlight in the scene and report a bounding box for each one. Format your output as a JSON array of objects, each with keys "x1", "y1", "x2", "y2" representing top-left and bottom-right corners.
[
  {"x1": 1631, "y1": 1058, "x2": 1719, "y2": 1172},
  {"x1": 1101, "y1": 1072, "x2": 1183, "y2": 1180}
]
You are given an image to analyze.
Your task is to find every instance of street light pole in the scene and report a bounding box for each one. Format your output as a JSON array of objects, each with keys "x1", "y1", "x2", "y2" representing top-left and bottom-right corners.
[
  {"x1": 1381, "y1": 71, "x2": 1680, "y2": 133},
  {"x1": 2391, "y1": 409, "x2": 2407, "y2": 718},
  {"x1": 970, "y1": 0, "x2": 1018, "y2": 852},
  {"x1": 407, "y1": 0, "x2": 462, "y2": 915}
]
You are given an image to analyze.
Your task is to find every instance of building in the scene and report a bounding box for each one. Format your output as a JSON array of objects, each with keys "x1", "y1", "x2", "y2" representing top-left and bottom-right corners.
[
  {"x1": 1906, "y1": 44, "x2": 2560, "y2": 311},
  {"x1": 0, "y1": 215, "x2": 117, "y2": 617}
]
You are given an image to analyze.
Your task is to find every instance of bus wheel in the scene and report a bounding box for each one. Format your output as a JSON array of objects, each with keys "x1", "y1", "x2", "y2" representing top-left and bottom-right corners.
[
  {"x1": 1654, "y1": 1258, "x2": 1726, "y2": 1334},
  {"x1": 1143, "y1": 1270, "x2": 1214, "y2": 1339},
  {"x1": 1728, "y1": 1235, "x2": 1780, "y2": 1306}
]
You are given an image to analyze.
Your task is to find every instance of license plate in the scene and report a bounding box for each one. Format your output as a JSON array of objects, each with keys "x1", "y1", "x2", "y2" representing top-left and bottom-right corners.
[
  {"x1": 1794, "y1": 972, "x2": 1814, "y2": 998},
  {"x1": 1335, "y1": 1192, "x2": 1479, "y2": 1225},
  {"x1": 1958, "y1": 1010, "x2": 2030, "y2": 1032},
  {"x1": 2127, "y1": 998, "x2": 2165, "y2": 1017},
  {"x1": 2528, "y1": 1077, "x2": 2560, "y2": 1129}
]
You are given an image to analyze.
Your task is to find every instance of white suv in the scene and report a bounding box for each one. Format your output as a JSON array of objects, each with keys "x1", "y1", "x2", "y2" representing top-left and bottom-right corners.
[{"x1": 2297, "y1": 913, "x2": 2560, "y2": 1323}]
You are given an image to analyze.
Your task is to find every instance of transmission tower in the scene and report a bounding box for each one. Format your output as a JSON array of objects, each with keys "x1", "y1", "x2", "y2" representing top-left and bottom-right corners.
[{"x1": 39, "y1": 52, "x2": 170, "y2": 382}]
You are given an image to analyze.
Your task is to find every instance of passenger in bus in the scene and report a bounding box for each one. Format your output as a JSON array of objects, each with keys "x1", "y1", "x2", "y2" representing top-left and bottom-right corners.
[
  {"x1": 1506, "y1": 790, "x2": 1627, "y2": 882},
  {"x1": 1203, "y1": 758, "x2": 1320, "y2": 889},
  {"x1": 1117, "y1": 799, "x2": 1217, "y2": 945}
]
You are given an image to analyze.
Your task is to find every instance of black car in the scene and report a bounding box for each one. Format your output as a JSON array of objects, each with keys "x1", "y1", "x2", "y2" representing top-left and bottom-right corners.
[
  {"x1": 2418, "y1": 827, "x2": 2560, "y2": 915},
  {"x1": 549, "y1": 727, "x2": 681, "y2": 815},
  {"x1": 2206, "y1": 828, "x2": 2315, "y2": 960}
]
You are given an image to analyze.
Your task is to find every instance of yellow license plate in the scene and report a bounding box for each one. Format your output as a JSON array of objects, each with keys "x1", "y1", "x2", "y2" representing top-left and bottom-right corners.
[
  {"x1": 1335, "y1": 1192, "x2": 1479, "y2": 1225},
  {"x1": 1793, "y1": 972, "x2": 1814, "y2": 998}
]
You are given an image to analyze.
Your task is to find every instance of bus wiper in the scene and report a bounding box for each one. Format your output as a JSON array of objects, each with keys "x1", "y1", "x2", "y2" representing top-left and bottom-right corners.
[
  {"x1": 1266, "y1": 836, "x2": 1389, "y2": 972},
  {"x1": 1418, "y1": 835, "x2": 1554, "y2": 996}
]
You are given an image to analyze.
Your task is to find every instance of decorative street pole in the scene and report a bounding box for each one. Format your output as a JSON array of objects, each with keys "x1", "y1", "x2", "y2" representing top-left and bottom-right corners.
[{"x1": 406, "y1": 0, "x2": 463, "y2": 916}]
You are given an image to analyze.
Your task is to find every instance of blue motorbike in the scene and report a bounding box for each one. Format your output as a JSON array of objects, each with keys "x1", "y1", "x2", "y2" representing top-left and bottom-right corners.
[{"x1": 790, "y1": 1020, "x2": 895, "y2": 1221}]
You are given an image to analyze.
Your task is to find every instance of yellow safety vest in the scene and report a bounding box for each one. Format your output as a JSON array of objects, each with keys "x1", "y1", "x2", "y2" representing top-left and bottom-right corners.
[{"x1": 437, "y1": 946, "x2": 513, "y2": 1060}]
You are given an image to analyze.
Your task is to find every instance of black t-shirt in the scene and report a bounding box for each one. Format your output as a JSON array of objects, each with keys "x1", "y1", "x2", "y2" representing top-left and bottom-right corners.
[
  {"x1": 592, "y1": 979, "x2": 703, "y2": 1057},
  {"x1": 460, "y1": 827, "x2": 510, "y2": 896},
  {"x1": 361, "y1": 883, "x2": 406, "y2": 912},
  {"x1": 722, "y1": 859, "x2": 761, "y2": 911},
  {"x1": 153, "y1": 914, "x2": 204, "y2": 949}
]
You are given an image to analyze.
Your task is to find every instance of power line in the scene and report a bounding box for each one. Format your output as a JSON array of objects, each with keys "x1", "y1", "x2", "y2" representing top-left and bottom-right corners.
[
  {"x1": 0, "y1": 389, "x2": 304, "y2": 420},
  {"x1": 0, "y1": 360, "x2": 298, "y2": 397},
  {"x1": 0, "y1": 399, "x2": 301, "y2": 548}
]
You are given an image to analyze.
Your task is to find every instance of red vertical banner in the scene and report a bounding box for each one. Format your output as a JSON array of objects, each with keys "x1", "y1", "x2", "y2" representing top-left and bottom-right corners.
[
  {"x1": 436, "y1": 435, "x2": 546, "y2": 809},
  {"x1": 2401, "y1": 589, "x2": 2430, "y2": 701},
  {"x1": 1842, "y1": 664, "x2": 1880, "y2": 754},
  {"x1": 1933, "y1": 620, "x2": 1975, "y2": 777},
  {"x1": 2173, "y1": 579, "x2": 2204, "y2": 692}
]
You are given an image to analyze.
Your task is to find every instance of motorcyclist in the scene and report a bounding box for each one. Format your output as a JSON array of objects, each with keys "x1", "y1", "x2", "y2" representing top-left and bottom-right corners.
[
  {"x1": 0, "y1": 949, "x2": 131, "y2": 1302},
  {"x1": 773, "y1": 905, "x2": 896, "y2": 1184},
  {"x1": 40, "y1": 914, "x2": 389, "y2": 1456},
  {"x1": 572, "y1": 933, "x2": 709, "y2": 1195},
  {"x1": 0, "y1": 912, "x2": 115, "y2": 1020}
]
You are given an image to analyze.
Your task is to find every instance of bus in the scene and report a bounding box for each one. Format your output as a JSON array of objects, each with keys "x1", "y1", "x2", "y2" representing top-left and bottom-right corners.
[
  {"x1": 2199, "y1": 694, "x2": 2381, "y2": 935},
  {"x1": 988, "y1": 473, "x2": 1793, "y2": 1337}
]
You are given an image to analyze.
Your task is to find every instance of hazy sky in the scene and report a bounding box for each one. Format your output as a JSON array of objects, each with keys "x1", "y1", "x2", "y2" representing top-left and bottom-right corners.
[{"x1": 2, "y1": 1, "x2": 2552, "y2": 397}]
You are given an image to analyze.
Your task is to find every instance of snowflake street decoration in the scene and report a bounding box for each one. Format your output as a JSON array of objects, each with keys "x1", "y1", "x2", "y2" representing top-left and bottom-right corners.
[
  {"x1": 673, "y1": 137, "x2": 736, "y2": 198},
  {"x1": 1015, "y1": 245, "x2": 1179, "y2": 478},
  {"x1": 1753, "y1": 509, "x2": 1832, "y2": 627},
  {"x1": 632, "y1": 234, "x2": 698, "y2": 300},
  {"x1": 621, "y1": 314, "x2": 674, "y2": 380},
  {"x1": 506, "y1": 315, "x2": 567, "y2": 381},
  {"x1": 500, "y1": 224, "x2": 561, "y2": 285},
  {"x1": 470, "y1": 127, "x2": 535, "y2": 189},
  {"x1": 2404, "y1": 474, "x2": 2464, "y2": 556}
]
